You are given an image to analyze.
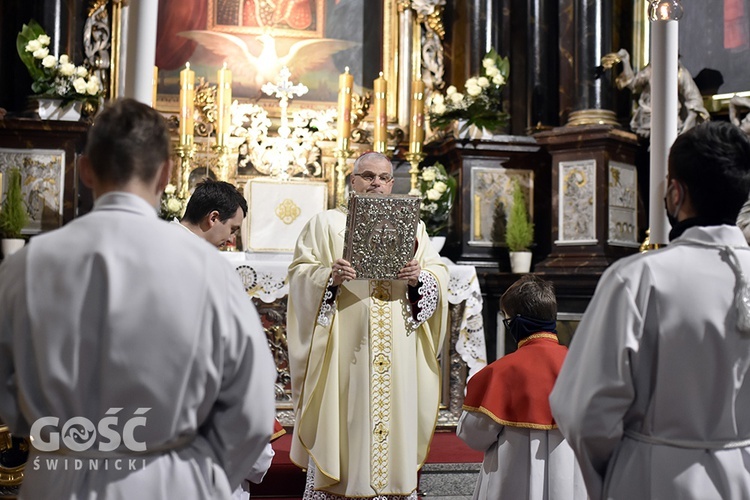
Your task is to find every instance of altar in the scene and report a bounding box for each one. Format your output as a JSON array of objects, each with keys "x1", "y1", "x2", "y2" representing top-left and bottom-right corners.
[{"x1": 222, "y1": 251, "x2": 487, "y2": 427}]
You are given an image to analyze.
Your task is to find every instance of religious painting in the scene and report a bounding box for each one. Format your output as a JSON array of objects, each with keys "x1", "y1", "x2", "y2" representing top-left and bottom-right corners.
[
  {"x1": 608, "y1": 162, "x2": 639, "y2": 247},
  {"x1": 677, "y1": 0, "x2": 750, "y2": 97},
  {"x1": 242, "y1": 177, "x2": 328, "y2": 252},
  {"x1": 0, "y1": 148, "x2": 65, "y2": 235},
  {"x1": 155, "y1": 0, "x2": 383, "y2": 110},
  {"x1": 559, "y1": 159, "x2": 597, "y2": 244},
  {"x1": 469, "y1": 165, "x2": 534, "y2": 247}
]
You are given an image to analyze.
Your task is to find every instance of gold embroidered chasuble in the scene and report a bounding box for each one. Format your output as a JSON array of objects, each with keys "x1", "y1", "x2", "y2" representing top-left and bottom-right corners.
[{"x1": 287, "y1": 208, "x2": 449, "y2": 497}]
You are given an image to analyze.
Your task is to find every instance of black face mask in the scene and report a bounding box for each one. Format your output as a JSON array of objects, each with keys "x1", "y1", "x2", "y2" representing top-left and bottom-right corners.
[
  {"x1": 504, "y1": 315, "x2": 557, "y2": 344},
  {"x1": 664, "y1": 182, "x2": 684, "y2": 229}
]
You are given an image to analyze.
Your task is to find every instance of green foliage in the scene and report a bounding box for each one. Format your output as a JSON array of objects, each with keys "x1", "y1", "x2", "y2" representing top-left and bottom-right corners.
[
  {"x1": 0, "y1": 169, "x2": 29, "y2": 239},
  {"x1": 505, "y1": 181, "x2": 534, "y2": 252}
]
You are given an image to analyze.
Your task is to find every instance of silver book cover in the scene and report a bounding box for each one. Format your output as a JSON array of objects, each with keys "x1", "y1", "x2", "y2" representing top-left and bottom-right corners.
[{"x1": 343, "y1": 193, "x2": 421, "y2": 280}]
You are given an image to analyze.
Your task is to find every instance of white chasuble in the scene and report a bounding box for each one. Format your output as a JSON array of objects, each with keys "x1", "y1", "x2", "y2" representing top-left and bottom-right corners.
[{"x1": 287, "y1": 208, "x2": 449, "y2": 498}]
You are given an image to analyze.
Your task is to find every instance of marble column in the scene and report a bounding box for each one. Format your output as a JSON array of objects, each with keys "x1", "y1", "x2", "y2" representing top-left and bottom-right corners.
[
  {"x1": 567, "y1": 0, "x2": 619, "y2": 125},
  {"x1": 467, "y1": 0, "x2": 503, "y2": 75},
  {"x1": 527, "y1": 0, "x2": 559, "y2": 130}
]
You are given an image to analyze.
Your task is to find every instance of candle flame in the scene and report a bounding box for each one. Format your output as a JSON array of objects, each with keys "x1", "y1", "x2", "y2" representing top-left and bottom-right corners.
[
  {"x1": 345, "y1": 66, "x2": 350, "y2": 73},
  {"x1": 223, "y1": 62, "x2": 227, "y2": 69},
  {"x1": 186, "y1": 62, "x2": 191, "y2": 69},
  {"x1": 379, "y1": 71, "x2": 384, "y2": 77}
]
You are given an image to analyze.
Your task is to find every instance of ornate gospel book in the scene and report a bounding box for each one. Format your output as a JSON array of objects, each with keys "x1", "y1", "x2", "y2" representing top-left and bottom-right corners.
[{"x1": 343, "y1": 193, "x2": 421, "y2": 280}]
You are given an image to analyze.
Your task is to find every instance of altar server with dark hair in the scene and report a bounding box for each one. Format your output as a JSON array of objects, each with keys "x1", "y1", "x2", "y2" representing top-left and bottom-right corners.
[{"x1": 551, "y1": 121, "x2": 750, "y2": 500}]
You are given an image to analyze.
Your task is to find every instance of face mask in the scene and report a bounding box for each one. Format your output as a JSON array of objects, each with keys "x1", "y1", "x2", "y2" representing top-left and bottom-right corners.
[{"x1": 664, "y1": 182, "x2": 684, "y2": 227}]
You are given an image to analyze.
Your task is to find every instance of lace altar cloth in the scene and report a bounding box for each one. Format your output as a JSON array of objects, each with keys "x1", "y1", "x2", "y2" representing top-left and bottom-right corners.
[{"x1": 224, "y1": 252, "x2": 487, "y2": 377}]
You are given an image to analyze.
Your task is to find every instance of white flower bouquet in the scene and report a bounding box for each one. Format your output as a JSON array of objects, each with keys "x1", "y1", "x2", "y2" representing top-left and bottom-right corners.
[
  {"x1": 17, "y1": 20, "x2": 103, "y2": 108},
  {"x1": 409, "y1": 162, "x2": 457, "y2": 237},
  {"x1": 428, "y1": 48, "x2": 510, "y2": 134},
  {"x1": 159, "y1": 184, "x2": 187, "y2": 221}
]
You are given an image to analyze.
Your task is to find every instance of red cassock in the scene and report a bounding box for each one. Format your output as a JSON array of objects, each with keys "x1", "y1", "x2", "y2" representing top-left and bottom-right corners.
[{"x1": 462, "y1": 333, "x2": 567, "y2": 429}]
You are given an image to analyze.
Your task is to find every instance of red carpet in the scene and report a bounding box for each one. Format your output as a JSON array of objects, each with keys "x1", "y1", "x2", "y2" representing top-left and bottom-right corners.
[{"x1": 248, "y1": 430, "x2": 483, "y2": 498}]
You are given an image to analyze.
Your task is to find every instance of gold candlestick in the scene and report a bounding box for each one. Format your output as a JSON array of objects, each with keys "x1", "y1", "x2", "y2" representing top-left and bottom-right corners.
[
  {"x1": 473, "y1": 194, "x2": 483, "y2": 240},
  {"x1": 335, "y1": 140, "x2": 353, "y2": 207},
  {"x1": 212, "y1": 144, "x2": 231, "y2": 182},
  {"x1": 175, "y1": 144, "x2": 195, "y2": 199},
  {"x1": 405, "y1": 151, "x2": 424, "y2": 194}
]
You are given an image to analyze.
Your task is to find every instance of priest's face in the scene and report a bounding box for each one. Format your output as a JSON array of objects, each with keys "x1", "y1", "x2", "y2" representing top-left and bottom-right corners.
[
  {"x1": 205, "y1": 206, "x2": 244, "y2": 248},
  {"x1": 351, "y1": 158, "x2": 394, "y2": 195}
]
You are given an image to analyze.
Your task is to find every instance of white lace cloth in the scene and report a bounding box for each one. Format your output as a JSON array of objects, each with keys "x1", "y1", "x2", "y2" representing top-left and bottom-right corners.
[
  {"x1": 441, "y1": 257, "x2": 487, "y2": 378},
  {"x1": 223, "y1": 252, "x2": 488, "y2": 375}
]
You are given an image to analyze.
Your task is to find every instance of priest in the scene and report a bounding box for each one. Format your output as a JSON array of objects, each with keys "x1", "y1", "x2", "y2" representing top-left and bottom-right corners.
[{"x1": 287, "y1": 151, "x2": 449, "y2": 498}]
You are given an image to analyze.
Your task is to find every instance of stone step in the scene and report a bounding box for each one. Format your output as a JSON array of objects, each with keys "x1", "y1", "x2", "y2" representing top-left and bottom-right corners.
[{"x1": 418, "y1": 462, "x2": 480, "y2": 498}]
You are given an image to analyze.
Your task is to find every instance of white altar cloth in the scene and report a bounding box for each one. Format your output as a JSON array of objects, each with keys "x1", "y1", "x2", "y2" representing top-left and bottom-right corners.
[{"x1": 223, "y1": 252, "x2": 487, "y2": 377}]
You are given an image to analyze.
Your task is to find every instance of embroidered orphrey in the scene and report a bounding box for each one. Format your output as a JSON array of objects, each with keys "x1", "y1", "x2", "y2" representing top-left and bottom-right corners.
[{"x1": 370, "y1": 279, "x2": 392, "y2": 491}]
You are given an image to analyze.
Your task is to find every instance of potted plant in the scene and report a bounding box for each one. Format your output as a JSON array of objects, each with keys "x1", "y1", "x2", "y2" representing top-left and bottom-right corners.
[
  {"x1": 505, "y1": 181, "x2": 534, "y2": 273},
  {"x1": 0, "y1": 168, "x2": 29, "y2": 258}
]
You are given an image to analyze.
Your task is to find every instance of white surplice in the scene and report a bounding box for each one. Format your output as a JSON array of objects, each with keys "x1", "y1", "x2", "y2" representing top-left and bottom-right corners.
[
  {"x1": 457, "y1": 413, "x2": 587, "y2": 500},
  {"x1": 287, "y1": 207, "x2": 449, "y2": 498},
  {"x1": 550, "y1": 225, "x2": 750, "y2": 500},
  {"x1": 0, "y1": 192, "x2": 276, "y2": 499}
]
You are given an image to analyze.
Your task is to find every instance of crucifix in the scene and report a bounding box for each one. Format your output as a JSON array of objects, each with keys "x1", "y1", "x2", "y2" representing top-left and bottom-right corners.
[{"x1": 262, "y1": 66, "x2": 309, "y2": 141}]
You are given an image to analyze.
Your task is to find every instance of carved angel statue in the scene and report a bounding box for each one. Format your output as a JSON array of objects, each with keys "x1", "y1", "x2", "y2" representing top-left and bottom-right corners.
[
  {"x1": 730, "y1": 95, "x2": 750, "y2": 135},
  {"x1": 178, "y1": 31, "x2": 356, "y2": 91},
  {"x1": 600, "y1": 48, "x2": 710, "y2": 139}
]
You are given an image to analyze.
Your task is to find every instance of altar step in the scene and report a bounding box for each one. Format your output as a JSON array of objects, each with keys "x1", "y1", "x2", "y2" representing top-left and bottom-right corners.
[{"x1": 249, "y1": 431, "x2": 483, "y2": 499}]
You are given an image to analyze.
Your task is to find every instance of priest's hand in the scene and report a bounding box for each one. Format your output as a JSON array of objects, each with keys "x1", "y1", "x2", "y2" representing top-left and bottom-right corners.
[
  {"x1": 332, "y1": 259, "x2": 355, "y2": 286},
  {"x1": 398, "y1": 259, "x2": 421, "y2": 287}
]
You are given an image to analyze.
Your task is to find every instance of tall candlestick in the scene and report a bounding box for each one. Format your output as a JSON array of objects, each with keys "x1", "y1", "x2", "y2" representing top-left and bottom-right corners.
[
  {"x1": 409, "y1": 78, "x2": 425, "y2": 154},
  {"x1": 179, "y1": 62, "x2": 195, "y2": 146},
  {"x1": 337, "y1": 67, "x2": 354, "y2": 150},
  {"x1": 373, "y1": 72, "x2": 388, "y2": 153},
  {"x1": 152, "y1": 66, "x2": 158, "y2": 108},
  {"x1": 216, "y1": 62, "x2": 233, "y2": 148}
]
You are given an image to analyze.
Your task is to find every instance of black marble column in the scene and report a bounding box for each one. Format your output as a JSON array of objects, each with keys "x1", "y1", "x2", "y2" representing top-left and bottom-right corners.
[
  {"x1": 572, "y1": 0, "x2": 615, "y2": 117},
  {"x1": 467, "y1": 0, "x2": 503, "y2": 75},
  {"x1": 527, "y1": 0, "x2": 559, "y2": 130}
]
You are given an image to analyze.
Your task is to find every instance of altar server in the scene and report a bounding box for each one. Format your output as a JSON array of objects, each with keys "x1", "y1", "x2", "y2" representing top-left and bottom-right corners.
[
  {"x1": 0, "y1": 98, "x2": 275, "y2": 499},
  {"x1": 457, "y1": 275, "x2": 587, "y2": 500},
  {"x1": 287, "y1": 151, "x2": 449, "y2": 498},
  {"x1": 551, "y1": 121, "x2": 750, "y2": 500}
]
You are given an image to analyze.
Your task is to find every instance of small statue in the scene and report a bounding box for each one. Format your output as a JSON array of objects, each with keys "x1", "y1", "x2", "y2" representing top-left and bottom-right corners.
[
  {"x1": 730, "y1": 95, "x2": 750, "y2": 135},
  {"x1": 600, "y1": 49, "x2": 710, "y2": 139}
]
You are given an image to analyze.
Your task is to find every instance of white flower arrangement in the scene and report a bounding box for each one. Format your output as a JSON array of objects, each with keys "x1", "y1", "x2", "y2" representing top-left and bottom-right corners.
[
  {"x1": 17, "y1": 20, "x2": 103, "y2": 108},
  {"x1": 427, "y1": 48, "x2": 509, "y2": 134},
  {"x1": 409, "y1": 162, "x2": 457, "y2": 237},
  {"x1": 159, "y1": 184, "x2": 187, "y2": 221}
]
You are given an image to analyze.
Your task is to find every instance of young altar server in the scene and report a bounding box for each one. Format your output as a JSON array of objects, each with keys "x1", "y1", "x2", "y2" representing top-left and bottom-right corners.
[{"x1": 457, "y1": 275, "x2": 587, "y2": 500}]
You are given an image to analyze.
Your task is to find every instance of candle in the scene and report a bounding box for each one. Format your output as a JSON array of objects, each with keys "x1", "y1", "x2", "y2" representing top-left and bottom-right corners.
[
  {"x1": 373, "y1": 72, "x2": 387, "y2": 153},
  {"x1": 409, "y1": 78, "x2": 425, "y2": 154},
  {"x1": 152, "y1": 66, "x2": 158, "y2": 108},
  {"x1": 474, "y1": 194, "x2": 483, "y2": 239},
  {"x1": 337, "y1": 67, "x2": 354, "y2": 149},
  {"x1": 179, "y1": 62, "x2": 195, "y2": 146},
  {"x1": 216, "y1": 62, "x2": 233, "y2": 148}
]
